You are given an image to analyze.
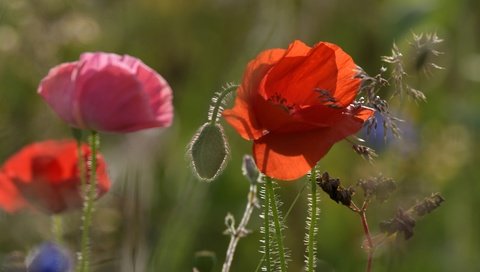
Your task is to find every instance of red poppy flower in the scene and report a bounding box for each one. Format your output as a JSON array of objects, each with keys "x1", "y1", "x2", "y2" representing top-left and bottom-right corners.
[
  {"x1": 0, "y1": 140, "x2": 110, "y2": 214},
  {"x1": 38, "y1": 52, "x2": 173, "y2": 133},
  {"x1": 223, "y1": 40, "x2": 374, "y2": 181}
]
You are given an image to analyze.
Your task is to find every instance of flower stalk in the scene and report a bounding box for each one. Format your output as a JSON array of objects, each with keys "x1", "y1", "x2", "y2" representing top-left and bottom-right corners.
[
  {"x1": 265, "y1": 177, "x2": 287, "y2": 272},
  {"x1": 263, "y1": 178, "x2": 271, "y2": 272},
  {"x1": 51, "y1": 215, "x2": 64, "y2": 244},
  {"x1": 350, "y1": 201, "x2": 374, "y2": 272},
  {"x1": 305, "y1": 170, "x2": 319, "y2": 272},
  {"x1": 360, "y1": 209, "x2": 373, "y2": 272},
  {"x1": 221, "y1": 183, "x2": 258, "y2": 272},
  {"x1": 209, "y1": 83, "x2": 238, "y2": 125},
  {"x1": 77, "y1": 130, "x2": 99, "y2": 272}
]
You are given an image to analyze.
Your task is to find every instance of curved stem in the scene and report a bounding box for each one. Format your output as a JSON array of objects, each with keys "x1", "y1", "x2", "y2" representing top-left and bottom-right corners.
[
  {"x1": 210, "y1": 84, "x2": 237, "y2": 125},
  {"x1": 306, "y1": 171, "x2": 318, "y2": 272},
  {"x1": 266, "y1": 177, "x2": 287, "y2": 272},
  {"x1": 78, "y1": 130, "x2": 99, "y2": 272}
]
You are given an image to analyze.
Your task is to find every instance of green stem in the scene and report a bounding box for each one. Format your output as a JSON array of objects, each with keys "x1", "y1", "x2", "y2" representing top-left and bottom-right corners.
[
  {"x1": 263, "y1": 178, "x2": 271, "y2": 272},
  {"x1": 210, "y1": 84, "x2": 237, "y2": 126},
  {"x1": 255, "y1": 178, "x2": 308, "y2": 272},
  {"x1": 221, "y1": 184, "x2": 258, "y2": 272},
  {"x1": 78, "y1": 130, "x2": 99, "y2": 272},
  {"x1": 306, "y1": 171, "x2": 318, "y2": 272},
  {"x1": 51, "y1": 215, "x2": 63, "y2": 244},
  {"x1": 75, "y1": 135, "x2": 87, "y2": 209},
  {"x1": 265, "y1": 177, "x2": 287, "y2": 272}
]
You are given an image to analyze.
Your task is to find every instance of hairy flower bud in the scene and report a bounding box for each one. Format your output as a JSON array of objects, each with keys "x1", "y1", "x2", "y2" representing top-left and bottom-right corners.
[
  {"x1": 242, "y1": 155, "x2": 259, "y2": 185},
  {"x1": 188, "y1": 123, "x2": 229, "y2": 181}
]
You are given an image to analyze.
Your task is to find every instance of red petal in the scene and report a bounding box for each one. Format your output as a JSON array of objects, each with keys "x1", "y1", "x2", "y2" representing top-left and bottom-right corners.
[
  {"x1": 253, "y1": 106, "x2": 374, "y2": 181},
  {"x1": 0, "y1": 172, "x2": 25, "y2": 213},
  {"x1": 223, "y1": 48, "x2": 286, "y2": 140},
  {"x1": 0, "y1": 140, "x2": 111, "y2": 213},
  {"x1": 325, "y1": 42, "x2": 361, "y2": 107},
  {"x1": 264, "y1": 41, "x2": 360, "y2": 108},
  {"x1": 223, "y1": 91, "x2": 265, "y2": 140}
]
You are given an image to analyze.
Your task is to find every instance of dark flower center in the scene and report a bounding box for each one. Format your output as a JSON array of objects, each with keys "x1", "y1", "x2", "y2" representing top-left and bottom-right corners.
[{"x1": 268, "y1": 92, "x2": 297, "y2": 115}]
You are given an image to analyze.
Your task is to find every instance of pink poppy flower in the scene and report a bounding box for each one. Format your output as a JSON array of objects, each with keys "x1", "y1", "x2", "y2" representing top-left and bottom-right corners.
[{"x1": 38, "y1": 52, "x2": 173, "y2": 133}]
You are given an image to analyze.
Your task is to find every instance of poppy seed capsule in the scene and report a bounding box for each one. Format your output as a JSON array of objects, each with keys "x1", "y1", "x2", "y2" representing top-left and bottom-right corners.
[{"x1": 188, "y1": 123, "x2": 229, "y2": 182}]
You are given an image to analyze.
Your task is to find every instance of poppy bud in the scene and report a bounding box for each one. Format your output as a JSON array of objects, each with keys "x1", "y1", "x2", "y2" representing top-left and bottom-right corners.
[
  {"x1": 188, "y1": 123, "x2": 229, "y2": 181},
  {"x1": 241, "y1": 155, "x2": 259, "y2": 185}
]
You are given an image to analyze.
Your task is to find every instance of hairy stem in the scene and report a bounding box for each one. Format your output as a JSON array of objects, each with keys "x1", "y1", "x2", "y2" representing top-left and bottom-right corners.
[
  {"x1": 222, "y1": 184, "x2": 258, "y2": 272},
  {"x1": 306, "y1": 171, "x2": 318, "y2": 272},
  {"x1": 210, "y1": 84, "x2": 237, "y2": 125},
  {"x1": 78, "y1": 130, "x2": 99, "y2": 272},
  {"x1": 255, "y1": 179, "x2": 308, "y2": 272},
  {"x1": 266, "y1": 177, "x2": 287, "y2": 272},
  {"x1": 263, "y1": 179, "x2": 271, "y2": 272}
]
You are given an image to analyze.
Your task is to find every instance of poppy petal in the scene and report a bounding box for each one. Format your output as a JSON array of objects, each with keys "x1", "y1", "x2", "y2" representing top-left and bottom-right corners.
[
  {"x1": 325, "y1": 42, "x2": 361, "y2": 107},
  {"x1": 0, "y1": 172, "x2": 25, "y2": 212},
  {"x1": 135, "y1": 63, "x2": 174, "y2": 127},
  {"x1": 264, "y1": 42, "x2": 360, "y2": 108},
  {"x1": 253, "y1": 106, "x2": 374, "y2": 181},
  {"x1": 37, "y1": 62, "x2": 79, "y2": 127},
  {"x1": 77, "y1": 66, "x2": 157, "y2": 132},
  {"x1": 223, "y1": 94, "x2": 265, "y2": 140},
  {"x1": 223, "y1": 48, "x2": 286, "y2": 140},
  {"x1": 0, "y1": 140, "x2": 111, "y2": 214},
  {"x1": 264, "y1": 42, "x2": 337, "y2": 106}
]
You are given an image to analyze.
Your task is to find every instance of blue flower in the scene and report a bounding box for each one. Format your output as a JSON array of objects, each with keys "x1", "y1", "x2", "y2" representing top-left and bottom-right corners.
[{"x1": 27, "y1": 242, "x2": 72, "y2": 272}]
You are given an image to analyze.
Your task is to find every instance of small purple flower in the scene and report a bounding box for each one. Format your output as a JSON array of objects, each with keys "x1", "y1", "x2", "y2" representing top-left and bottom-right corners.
[{"x1": 27, "y1": 242, "x2": 72, "y2": 272}]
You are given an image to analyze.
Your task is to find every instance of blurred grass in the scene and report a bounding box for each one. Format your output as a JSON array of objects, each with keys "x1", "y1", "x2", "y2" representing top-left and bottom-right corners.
[{"x1": 0, "y1": 0, "x2": 479, "y2": 271}]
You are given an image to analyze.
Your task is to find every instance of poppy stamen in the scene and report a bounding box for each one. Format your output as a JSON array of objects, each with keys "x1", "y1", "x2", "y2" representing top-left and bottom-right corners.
[
  {"x1": 268, "y1": 92, "x2": 297, "y2": 114},
  {"x1": 314, "y1": 88, "x2": 341, "y2": 108}
]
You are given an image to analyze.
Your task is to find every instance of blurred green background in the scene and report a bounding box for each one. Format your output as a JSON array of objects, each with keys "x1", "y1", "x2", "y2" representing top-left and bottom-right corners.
[{"x1": 0, "y1": 0, "x2": 479, "y2": 271}]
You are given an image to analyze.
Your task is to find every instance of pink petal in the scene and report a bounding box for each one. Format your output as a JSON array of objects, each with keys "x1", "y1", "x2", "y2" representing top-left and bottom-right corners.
[
  {"x1": 37, "y1": 62, "x2": 80, "y2": 127},
  {"x1": 76, "y1": 65, "x2": 156, "y2": 132}
]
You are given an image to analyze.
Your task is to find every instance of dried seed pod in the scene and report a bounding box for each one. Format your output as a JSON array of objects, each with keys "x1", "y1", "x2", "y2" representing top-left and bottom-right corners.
[
  {"x1": 379, "y1": 208, "x2": 416, "y2": 240},
  {"x1": 357, "y1": 175, "x2": 396, "y2": 202},
  {"x1": 317, "y1": 172, "x2": 355, "y2": 207}
]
